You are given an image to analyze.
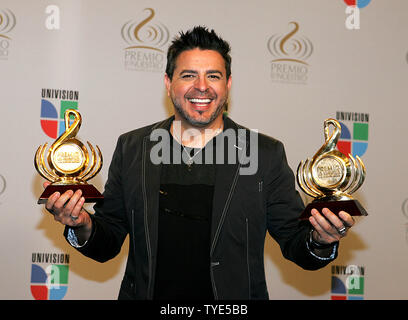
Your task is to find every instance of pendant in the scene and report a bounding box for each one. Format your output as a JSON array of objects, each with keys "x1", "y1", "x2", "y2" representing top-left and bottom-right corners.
[{"x1": 186, "y1": 158, "x2": 193, "y2": 167}]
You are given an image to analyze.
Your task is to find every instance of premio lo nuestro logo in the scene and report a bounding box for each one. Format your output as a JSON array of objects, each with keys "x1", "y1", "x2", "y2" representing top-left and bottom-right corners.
[
  {"x1": 402, "y1": 198, "x2": 408, "y2": 244},
  {"x1": 40, "y1": 88, "x2": 79, "y2": 139},
  {"x1": 331, "y1": 264, "x2": 365, "y2": 300},
  {"x1": 0, "y1": 174, "x2": 6, "y2": 204},
  {"x1": 403, "y1": 199, "x2": 408, "y2": 219},
  {"x1": 121, "y1": 8, "x2": 170, "y2": 72},
  {"x1": 336, "y1": 111, "x2": 369, "y2": 158},
  {"x1": 0, "y1": 8, "x2": 16, "y2": 60},
  {"x1": 267, "y1": 22, "x2": 313, "y2": 84},
  {"x1": 30, "y1": 252, "x2": 70, "y2": 300}
]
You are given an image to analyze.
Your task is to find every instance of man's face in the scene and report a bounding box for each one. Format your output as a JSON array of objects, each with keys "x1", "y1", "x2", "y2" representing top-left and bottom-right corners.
[{"x1": 165, "y1": 48, "x2": 232, "y2": 128}]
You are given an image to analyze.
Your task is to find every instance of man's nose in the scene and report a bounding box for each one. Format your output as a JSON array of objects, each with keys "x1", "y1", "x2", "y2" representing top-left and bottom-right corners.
[{"x1": 194, "y1": 75, "x2": 209, "y2": 92}]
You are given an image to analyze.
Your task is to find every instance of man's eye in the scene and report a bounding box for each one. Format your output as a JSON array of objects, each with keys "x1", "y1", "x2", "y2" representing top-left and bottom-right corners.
[
  {"x1": 181, "y1": 74, "x2": 195, "y2": 79},
  {"x1": 208, "y1": 74, "x2": 221, "y2": 80}
]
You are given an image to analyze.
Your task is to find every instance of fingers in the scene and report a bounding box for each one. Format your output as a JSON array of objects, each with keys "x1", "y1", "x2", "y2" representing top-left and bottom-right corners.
[
  {"x1": 43, "y1": 181, "x2": 51, "y2": 189},
  {"x1": 45, "y1": 189, "x2": 86, "y2": 227},
  {"x1": 338, "y1": 210, "x2": 355, "y2": 228},
  {"x1": 70, "y1": 195, "x2": 85, "y2": 220},
  {"x1": 45, "y1": 191, "x2": 61, "y2": 213},
  {"x1": 309, "y1": 208, "x2": 355, "y2": 244},
  {"x1": 309, "y1": 209, "x2": 339, "y2": 243}
]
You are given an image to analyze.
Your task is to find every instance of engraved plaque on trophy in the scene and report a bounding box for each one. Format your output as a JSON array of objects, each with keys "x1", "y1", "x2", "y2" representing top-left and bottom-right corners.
[
  {"x1": 34, "y1": 109, "x2": 103, "y2": 204},
  {"x1": 296, "y1": 118, "x2": 367, "y2": 220}
]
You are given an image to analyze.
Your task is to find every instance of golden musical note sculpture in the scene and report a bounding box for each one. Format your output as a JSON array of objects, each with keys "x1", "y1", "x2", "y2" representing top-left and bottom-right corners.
[
  {"x1": 296, "y1": 118, "x2": 367, "y2": 219},
  {"x1": 35, "y1": 109, "x2": 103, "y2": 204}
]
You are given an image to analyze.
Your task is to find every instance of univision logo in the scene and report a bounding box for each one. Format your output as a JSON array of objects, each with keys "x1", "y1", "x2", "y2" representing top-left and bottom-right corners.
[
  {"x1": 344, "y1": 0, "x2": 372, "y2": 30},
  {"x1": 121, "y1": 8, "x2": 170, "y2": 72},
  {"x1": 40, "y1": 88, "x2": 79, "y2": 139},
  {"x1": 336, "y1": 111, "x2": 369, "y2": 158},
  {"x1": 344, "y1": 0, "x2": 371, "y2": 8},
  {"x1": 30, "y1": 252, "x2": 70, "y2": 300},
  {"x1": 331, "y1": 264, "x2": 365, "y2": 300}
]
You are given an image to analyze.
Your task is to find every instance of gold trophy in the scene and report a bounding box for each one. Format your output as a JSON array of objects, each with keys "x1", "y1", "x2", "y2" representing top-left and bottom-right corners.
[
  {"x1": 296, "y1": 118, "x2": 367, "y2": 220},
  {"x1": 35, "y1": 109, "x2": 103, "y2": 204}
]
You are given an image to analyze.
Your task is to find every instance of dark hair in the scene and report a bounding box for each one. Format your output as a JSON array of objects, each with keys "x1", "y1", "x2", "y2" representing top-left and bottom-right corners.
[{"x1": 165, "y1": 26, "x2": 231, "y2": 80}]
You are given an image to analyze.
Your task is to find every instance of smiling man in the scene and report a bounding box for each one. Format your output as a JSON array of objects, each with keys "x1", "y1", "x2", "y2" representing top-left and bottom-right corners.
[
  {"x1": 165, "y1": 48, "x2": 230, "y2": 129},
  {"x1": 42, "y1": 26, "x2": 355, "y2": 300}
]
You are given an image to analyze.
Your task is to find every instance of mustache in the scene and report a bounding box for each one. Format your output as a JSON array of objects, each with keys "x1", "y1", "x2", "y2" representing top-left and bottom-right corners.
[{"x1": 184, "y1": 88, "x2": 217, "y2": 100}]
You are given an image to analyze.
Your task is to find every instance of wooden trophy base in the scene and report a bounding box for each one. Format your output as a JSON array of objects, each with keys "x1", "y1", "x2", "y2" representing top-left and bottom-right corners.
[
  {"x1": 37, "y1": 184, "x2": 104, "y2": 204},
  {"x1": 299, "y1": 199, "x2": 368, "y2": 220}
]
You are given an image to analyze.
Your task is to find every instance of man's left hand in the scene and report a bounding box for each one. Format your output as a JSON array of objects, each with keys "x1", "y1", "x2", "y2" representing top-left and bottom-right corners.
[{"x1": 309, "y1": 208, "x2": 355, "y2": 245}]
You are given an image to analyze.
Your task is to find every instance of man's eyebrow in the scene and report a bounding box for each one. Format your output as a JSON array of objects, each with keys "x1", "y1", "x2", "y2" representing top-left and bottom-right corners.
[
  {"x1": 179, "y1": 70, "x2": 198, "y2": 75},
  {"x1": 206, "y1": 70, "x2": 223, "y2": 75},
  {"x1": 179, "y1": 69, "x2": 224, "y2": 76}
]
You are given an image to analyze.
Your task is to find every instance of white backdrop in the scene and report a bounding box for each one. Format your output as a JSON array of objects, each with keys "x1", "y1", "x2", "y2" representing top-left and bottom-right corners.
[{"x1": 1, "y1": 0, "x2": 407, "y2": 300}]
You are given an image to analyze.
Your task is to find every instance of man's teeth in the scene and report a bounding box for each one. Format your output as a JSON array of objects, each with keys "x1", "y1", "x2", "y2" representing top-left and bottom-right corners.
[{"x1": 188, "y1": 98, "x2": 212, "y2": 104}]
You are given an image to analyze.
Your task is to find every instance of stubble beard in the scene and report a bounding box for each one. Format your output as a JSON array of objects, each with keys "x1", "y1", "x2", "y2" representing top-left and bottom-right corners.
[{"x1": 171, "y1": 95, "x2": 228, "y2": 128}]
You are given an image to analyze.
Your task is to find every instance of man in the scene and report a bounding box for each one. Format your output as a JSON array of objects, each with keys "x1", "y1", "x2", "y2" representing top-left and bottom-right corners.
[{"x1": 43, "y1": 26, "x2": 354, "y2": 300}]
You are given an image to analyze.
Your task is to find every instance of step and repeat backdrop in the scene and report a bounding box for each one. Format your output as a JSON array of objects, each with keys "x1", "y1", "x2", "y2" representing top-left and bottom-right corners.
[{"x1": 1, "y1": 0, "x2": 407, "y2": 300}]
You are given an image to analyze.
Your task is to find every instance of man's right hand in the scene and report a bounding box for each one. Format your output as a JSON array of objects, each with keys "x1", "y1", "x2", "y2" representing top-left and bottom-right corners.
[{"x1": 43, "y1": 181, "x2": 93, "y2": 243}]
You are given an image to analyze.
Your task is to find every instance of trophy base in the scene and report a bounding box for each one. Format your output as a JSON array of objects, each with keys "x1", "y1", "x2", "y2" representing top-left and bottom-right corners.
[
  {"x1": 37, "y1": 184, "x2": 104, "y2": 204},
  {"x1": 299, "y1": 199, "x2": 368, "y2": 220}
]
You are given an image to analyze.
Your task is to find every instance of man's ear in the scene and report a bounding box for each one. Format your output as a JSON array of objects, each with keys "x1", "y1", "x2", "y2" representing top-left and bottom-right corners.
[
  {"x1": 164, "y1": 73, "x2": 171, "y2": 97},
  {"x1": 227, "y1": 75, "x2": 232, "y2": 90}
]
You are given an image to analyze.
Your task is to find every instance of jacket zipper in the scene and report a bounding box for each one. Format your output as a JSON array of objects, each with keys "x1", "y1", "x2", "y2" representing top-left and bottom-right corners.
[
  {"x1": 210, "y1": 164, "x2": 241, "y2": 255},
  {"x1": 246, "y1": 217, "x2": 251, "y2": 299},
  {"x1": 209, "y1": 135, "x2": 248, "y2": 299},
  {"x1": 209, "y1": 163, "x2": 241, "y2": 300},
  {"x1": 130, "y1": 209, "x2": 137, "y2": 295},
  {"x1": 210, "y1": 261, "x2": 220, "y2": 299},
  {"x1": 142, "y1": 138, "x2": 153, "y2": 299}
]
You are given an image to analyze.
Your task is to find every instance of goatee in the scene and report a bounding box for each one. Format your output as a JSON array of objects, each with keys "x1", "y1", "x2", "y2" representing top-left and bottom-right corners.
[{"x1": 172, "y1": 99, "x2": 227, "y2": 128}]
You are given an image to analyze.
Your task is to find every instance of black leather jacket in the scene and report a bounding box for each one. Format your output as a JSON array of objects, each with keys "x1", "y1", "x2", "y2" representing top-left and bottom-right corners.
[{"x1": 66, "y1": 116, "x2": 337, "y2": 299}]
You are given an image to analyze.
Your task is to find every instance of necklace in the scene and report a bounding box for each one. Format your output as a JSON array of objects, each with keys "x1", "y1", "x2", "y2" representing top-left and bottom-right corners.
[
  {"x1": 182, "y1": 145, "x2": 203, "y2": 167},
  {"x1": 173, "y1": 125, "x2": 223, "y2": 168}
]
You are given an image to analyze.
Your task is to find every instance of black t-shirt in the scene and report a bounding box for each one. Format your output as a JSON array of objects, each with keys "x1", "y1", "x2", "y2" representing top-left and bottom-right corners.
[{"x1": 153, "y1": 136, "x2": 217, "y2": 300}]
